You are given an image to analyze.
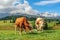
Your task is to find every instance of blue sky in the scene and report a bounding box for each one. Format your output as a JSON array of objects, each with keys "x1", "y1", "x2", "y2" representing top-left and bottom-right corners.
[
  {"x1": 0, "y1": 0, "x2": 60, "y2": 16},
  {"x1": 27, "y1": 0, "x2": 60, "y2": 14}
]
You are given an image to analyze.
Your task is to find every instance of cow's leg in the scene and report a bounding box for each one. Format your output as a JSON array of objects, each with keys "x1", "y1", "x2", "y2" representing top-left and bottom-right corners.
[
  {"x1": 19, "y1": 27, "x2": 22, "y2": 35},
  {"x1": 25, "y1": 26, "x2": 29, "y2": 33},
  {"x1": 24, "y1": 24, "x2": 29, "y2": 33},
  {"x1": 41, "y1": 21, "x2": 44, "y2": 32},
  {"x1": 35, "y1": 24, "x2": 40, "y2": 33},
  {"x1": 39, "y1": 25, "x2": 43, "y2": 32},
  {"x1": 41, "y1": 26, "x2": 43, "y2": 32},
  {"x1": 36, "y1": 24, "x2": 39, "y2": 31},
  {"x1": 23, "y1": 22, "x2": 29, "y2": 33},
  {"x1": 35, "y1": 25, "x2": 38, "y2": 31},
  {"x1": 40, "y1": 23, "x2": 44, "y2": 32},
  {"x1": 19, "y1": 24, "x2": 22, "y2": 35},
  {"x1": 37, "y1": 26, "x2": 41, "y2": 33}
]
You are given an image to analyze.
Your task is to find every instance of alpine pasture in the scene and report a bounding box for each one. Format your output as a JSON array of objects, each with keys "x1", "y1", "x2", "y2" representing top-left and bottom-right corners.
[{"x1": 0, "y1": 20, "x2": 60, "y2": 40}]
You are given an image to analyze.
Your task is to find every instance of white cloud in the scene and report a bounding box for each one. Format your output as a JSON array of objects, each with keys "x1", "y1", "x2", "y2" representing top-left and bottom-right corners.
[
  {"x1": 0, "y1": 0, "x2": 15, "y2": 9},
  {"x1": 0, "y1": 5, "x2": 4, "y2": 9},
  {"x1": 34, "y1": 0, "x2": 60, "y2": 5},
  {"x1": 10, "y1": 0, "x2": 39, "y2": 15},
  {"x1": 0, "y1": 0, "x2": 39, "y2": 16},
  {"x1": 41, "y1": 12, "x2": 59, "y2": 17}
]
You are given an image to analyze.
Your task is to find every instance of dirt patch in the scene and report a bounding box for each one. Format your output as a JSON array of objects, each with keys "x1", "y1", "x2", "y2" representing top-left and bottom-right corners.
[
  {"x1": 52, "y1": 24, "x2": 60, "y2": 30},
  {"x1": 0, "y1": 26, "x2": 15, "y2": 30}
]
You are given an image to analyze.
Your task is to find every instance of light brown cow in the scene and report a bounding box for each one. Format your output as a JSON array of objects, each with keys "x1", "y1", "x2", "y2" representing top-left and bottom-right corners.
[
  {"x1": 35, "y1": 17, "x2": 45, "y2": 32},
  {"x1": 15, "y1": 17, "x2": 33, "y2": 34}
]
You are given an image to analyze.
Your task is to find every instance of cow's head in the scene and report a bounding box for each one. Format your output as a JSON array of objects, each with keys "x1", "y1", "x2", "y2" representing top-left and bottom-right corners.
[{"x1": 28, "y1": 24, "x2": 33, "y2": 33}]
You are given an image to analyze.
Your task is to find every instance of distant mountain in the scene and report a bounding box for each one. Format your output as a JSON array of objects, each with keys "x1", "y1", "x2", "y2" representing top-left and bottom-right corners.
[
  {"x1": 0, "y1": 13, "x2": 11, "y2": 18},
  {"x1": 0, "y1": 13, "x2": 60, "y2": 19},
  {"x1": 0, "y1": 13, "x2": 40, "y2": 18}
]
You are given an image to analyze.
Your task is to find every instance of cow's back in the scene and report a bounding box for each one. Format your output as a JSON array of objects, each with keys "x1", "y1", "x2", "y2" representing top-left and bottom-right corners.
[
  {"x1": 15, "y1": 17, "x2": 25, "y2": 25},
  {"x1": 35, "y1": 18, "x2": 43, "y2": 25}
]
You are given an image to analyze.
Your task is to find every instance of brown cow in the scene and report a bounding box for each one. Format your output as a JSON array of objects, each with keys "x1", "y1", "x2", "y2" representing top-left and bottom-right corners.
[
  {"x1": 35, "y1": 17, "x2": 45, "y2": 32},
  {"x1": 15, "y1": 17, "x2": 33, "y2": 34}
]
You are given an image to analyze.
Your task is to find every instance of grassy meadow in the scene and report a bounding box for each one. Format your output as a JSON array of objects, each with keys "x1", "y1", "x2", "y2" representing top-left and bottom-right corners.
[{"x1": 0, "y1": 20, "x2": 60, "y2": 40}]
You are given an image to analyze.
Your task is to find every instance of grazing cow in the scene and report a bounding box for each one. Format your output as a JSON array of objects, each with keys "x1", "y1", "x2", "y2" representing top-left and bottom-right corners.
[
  {"x1": 35, "y1": 17, "x2": 45, "y2": 32},
  {"x1": 15, "y1": 17, "x2": 33, "y2": 34}
]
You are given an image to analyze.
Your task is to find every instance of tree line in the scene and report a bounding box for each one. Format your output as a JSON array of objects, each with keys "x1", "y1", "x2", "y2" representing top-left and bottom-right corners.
[{"x1": 0, "y1": 15, "x2": 60, "y2": 24}]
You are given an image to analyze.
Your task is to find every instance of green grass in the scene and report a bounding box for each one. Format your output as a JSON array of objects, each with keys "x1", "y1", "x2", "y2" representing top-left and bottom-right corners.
[
  {"x1": 0, "y1": 20, "x2": 60, "y2": 40},
  {"x1": 47, "y1": 21, "x2": 57, "y2": 27},
  {"x1": 0, "y1": 20, "x2": 14, "y2": 30},
  {"x1": 0, "y1": 30, "x2": 60, "y2": 40}
]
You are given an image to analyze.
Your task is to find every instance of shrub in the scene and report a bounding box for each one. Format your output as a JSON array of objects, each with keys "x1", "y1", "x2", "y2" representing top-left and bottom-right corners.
[{"x1": 43, "y1": 21, "x2": 48, "y2": 30}]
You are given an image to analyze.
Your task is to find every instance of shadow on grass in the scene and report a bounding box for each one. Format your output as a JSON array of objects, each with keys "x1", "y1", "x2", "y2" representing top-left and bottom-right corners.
[
  {"x1": 47, "y1": 27, "x2": 53, "y2": 30},
  {"x1": 24, "y1": 30, "x2": 56, "y2": 36},
  {"x1": 28, "y1": 32, "x2": 38, "y2": 35},
  {"x1": 43, "y1": 30, "x2": 56, "y2": 34}
]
